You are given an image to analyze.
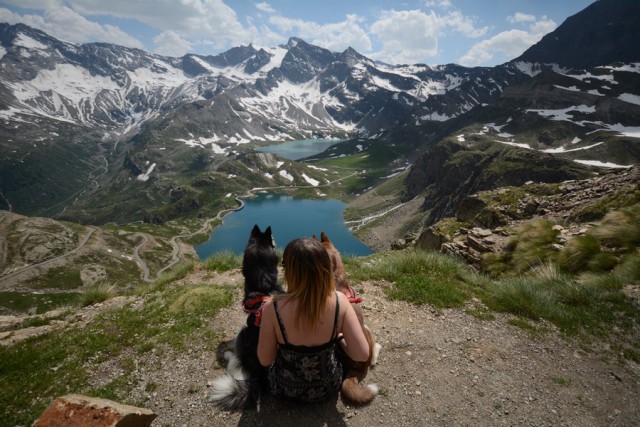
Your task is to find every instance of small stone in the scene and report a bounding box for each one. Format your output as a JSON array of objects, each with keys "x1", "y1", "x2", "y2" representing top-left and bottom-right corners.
[{"x1": 405, "y1": 351, "x2": 412, "y2": 356}]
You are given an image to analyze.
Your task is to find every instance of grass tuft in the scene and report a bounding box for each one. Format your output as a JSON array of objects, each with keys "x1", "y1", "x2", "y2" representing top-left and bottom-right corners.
[
  {"x1": 203, "y1": 251, "x2": 242, "y2": 272},
  {"x1": 350, "y1": 249, "x2": 478, "y2": 308},
  {"x1": 78, "y1": 282, "x2": 117, "y2": 307}
]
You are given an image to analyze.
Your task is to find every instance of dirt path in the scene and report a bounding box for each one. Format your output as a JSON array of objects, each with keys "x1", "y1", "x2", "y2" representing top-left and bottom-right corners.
[{"x1": 102, "y1": 270, "x2": 640, "y2": 427}]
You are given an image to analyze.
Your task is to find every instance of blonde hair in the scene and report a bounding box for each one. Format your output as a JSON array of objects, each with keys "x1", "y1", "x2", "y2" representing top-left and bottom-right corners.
[{"x1": 281, "y1": 238, "x2": 335, "y2": 330}]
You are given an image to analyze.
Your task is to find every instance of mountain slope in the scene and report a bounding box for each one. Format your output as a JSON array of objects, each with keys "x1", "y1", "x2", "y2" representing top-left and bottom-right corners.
[{"x1": 516, "y1": 0, "x2": 640, "y2": 69}]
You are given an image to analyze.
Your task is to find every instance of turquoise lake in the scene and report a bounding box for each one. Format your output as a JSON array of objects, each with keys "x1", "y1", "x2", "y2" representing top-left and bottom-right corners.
[
  {"x1": 255, "y1": 138, "x2": 342, "y2": 160},
  {"x1": 195, "y1": 193, "x2": 372, "y2": 258}
]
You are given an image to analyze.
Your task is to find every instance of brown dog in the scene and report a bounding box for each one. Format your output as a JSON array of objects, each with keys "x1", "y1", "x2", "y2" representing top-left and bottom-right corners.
[{"x1": 317, "y1": 232, "x2": 381, "y2": 405}]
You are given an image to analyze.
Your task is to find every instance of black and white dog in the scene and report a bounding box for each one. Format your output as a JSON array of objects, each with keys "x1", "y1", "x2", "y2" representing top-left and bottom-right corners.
[{"x1": 210, "y1": 224, "x2": 283, "y2": 410}]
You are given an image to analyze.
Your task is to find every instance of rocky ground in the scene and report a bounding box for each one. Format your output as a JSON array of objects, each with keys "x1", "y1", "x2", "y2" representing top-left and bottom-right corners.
[{"x1": 25, "y1": 268, "x2": 631, "y2": 427}]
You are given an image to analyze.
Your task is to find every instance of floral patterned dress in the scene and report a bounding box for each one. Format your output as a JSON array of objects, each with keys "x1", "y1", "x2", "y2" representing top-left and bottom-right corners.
[{"x1": 268, "y1": 293, "x2": 343, "y2": 403}]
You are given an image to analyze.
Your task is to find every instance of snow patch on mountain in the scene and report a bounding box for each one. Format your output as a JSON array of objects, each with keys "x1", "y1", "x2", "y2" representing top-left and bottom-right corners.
[
  {"x1": 9, "y1": 64, "x2": 117, "y2": 105},
  {"x1": 607, "y1": 124, "x2": 640, "y2": 138},
  {"x1": 137, "y1": 163, "x2": 156, "y2": 181},
  {"x1": 602, "y1": 63, "x2": 640, "y2": 74},
  {"x1": 127, "y1": 61, "x2": 189, "y2": 92},
  {"x1": 619, "y1": 93, "x2": 640, "y2": 106},
  {"x1": 278, "y1": 170, "x2": 294, "y2": 181},
  {"x1": 14, "y1": 33, "x2": 47, "y2": 50},
  {"x1": 574, "y1": 160, "x2": 632, "y2": 169},
  {"x1": 541, "y1": 142, "x2": 604, "y2": 153},
  {"x1": 513, "y1": 62, "x2": 542, "y2": 77},
  {"x1": 420, "y1": 111, "x2": 452, "y2": 122},
  {"x1": 301, "y1": 174, "x2": 319, "y2": 186},
  {"x1": 175, "y1": 135, "x2": 226, "y2": 153},
  {"x1": 260, "y1": 47, "x2": 288, "y2": 73},
  {"x1": 526, "y1": 105, "x2": 596, "y2": 124}
]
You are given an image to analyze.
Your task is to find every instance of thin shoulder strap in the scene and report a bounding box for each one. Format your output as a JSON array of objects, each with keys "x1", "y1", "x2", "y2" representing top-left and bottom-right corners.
[
  {"x1": 273, "y1": 300, "x2": 289, "y2": 344},
  {"x1": 332, "y1": 292, "x2": 340, "y2": 339}
]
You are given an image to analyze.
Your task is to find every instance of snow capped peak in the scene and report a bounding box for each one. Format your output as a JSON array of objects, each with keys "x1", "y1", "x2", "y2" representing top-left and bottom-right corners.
[{"x1": 287, "y1": 37, "x2": 302, "y2": 48}]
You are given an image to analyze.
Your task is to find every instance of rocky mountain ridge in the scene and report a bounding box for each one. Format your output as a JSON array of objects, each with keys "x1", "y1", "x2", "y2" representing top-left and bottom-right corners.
[{"x1": 1, "y1": 0, "x2": 639, "y2": 230}]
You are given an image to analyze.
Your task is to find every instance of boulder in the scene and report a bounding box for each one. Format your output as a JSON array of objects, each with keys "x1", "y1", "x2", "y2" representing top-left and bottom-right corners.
[
  {"x1": 33, "y1": 394, "x2": 156, "y2": 427},
  {"x1": 474, "y1": 207, "x2": 508, "y2": 229},
  {"x1": 456, "y1": 196, "x2": 487, "y2": 222},
  {"x1": 416, "y1": 227, "x2": 448, "y2": 251}
]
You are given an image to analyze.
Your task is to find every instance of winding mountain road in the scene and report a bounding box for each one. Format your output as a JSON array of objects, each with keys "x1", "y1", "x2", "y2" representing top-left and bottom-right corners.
[
  {"x1": 0, "y1": 227, "x2": 96, "y2": 287},
  {"x1": 2, "y1": 170, "x2": 370, "y2": 286}
]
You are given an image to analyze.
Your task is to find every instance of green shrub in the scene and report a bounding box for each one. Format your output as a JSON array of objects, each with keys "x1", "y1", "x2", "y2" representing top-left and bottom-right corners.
[
  {"x1": 482, "y1": 220, "x2": 560, "y2": 277},
  {"x1": 590, "y1": 204, "x2": 640, "y2": 250},
  {"x1": 612, "y1": 253, "x2": 640, "y2": 285},
  {"x1": 588, "y1": 252, "x2": 619, "y2": 272},
  {"x1": 558, "y1": 236, "x2": 602, "y2": 274}
]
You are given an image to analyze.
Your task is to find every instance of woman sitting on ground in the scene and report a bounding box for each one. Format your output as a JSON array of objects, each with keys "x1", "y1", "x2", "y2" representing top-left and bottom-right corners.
[{"x1": 258, "y1": 237, "x2": 369, "y2": 403}]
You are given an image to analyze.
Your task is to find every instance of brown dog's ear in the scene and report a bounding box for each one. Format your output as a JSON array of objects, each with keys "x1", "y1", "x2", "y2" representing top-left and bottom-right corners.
[{"x1": 320, "y1": 232, "x2": 330, "y2": 243}]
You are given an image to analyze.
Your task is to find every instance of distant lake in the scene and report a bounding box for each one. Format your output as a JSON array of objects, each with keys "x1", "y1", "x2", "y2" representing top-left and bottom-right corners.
[
  {"x1": 255, "y1": 138, "x2": 343, "y2": 160},
  {"x1": 195, "y1": 193, "x2": 372, "y2": 258}
]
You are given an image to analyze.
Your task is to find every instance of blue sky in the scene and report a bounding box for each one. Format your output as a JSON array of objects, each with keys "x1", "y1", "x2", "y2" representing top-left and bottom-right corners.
[{"x1": 0, "y1": 0, "x2": 595, "y2": 66}]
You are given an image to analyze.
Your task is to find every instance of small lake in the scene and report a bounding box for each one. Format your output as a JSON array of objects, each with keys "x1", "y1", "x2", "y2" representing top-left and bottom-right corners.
[
  {"x1": 255, "y1": 138, "x2": 343, "y2": 160},
  {"x1": 195, "y1": 193, "x2": 372, "y2": 258}
]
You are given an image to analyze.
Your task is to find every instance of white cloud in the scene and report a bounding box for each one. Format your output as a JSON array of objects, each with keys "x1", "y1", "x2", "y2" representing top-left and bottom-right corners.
[
  {"x1": 529, "y1": 16, "x2": 556, "y2": 35},
  {"x1": 459, "y1": 16, "x2": 557, "y2": 66},
  {"x1": 424, "y1": 0, "x2": 452, "y2": 8},
  {"x1": 1, "y1": 0, "x2": 255, "y2": 52},
  {"x1": 153, "y1": 31, "x2": 192, "y2": 57},
  {"x1": 70, "y1": 0, "x2": 252, "y2": 48},
  {"x1": 267, "y1": 13, "x2": 372, "y2": 53},
  {"x1": 508, "y1": 12, "x2": 536, "y2": 24},
  {"x1": 255, "y1": 2, "x2": 276, "y2": 14},
  {"x1": 370, "y1": 9, "x2": 487, "y2": 64},
  {"x1": 446, "y1": 10, "x2": 488, "y2": 38},
  {"x1": 0, "y1": 5, "x2": 144, "y2": 48},
  {"x1": 370, "y1": 10, "x2": 441, "y2": 64}
]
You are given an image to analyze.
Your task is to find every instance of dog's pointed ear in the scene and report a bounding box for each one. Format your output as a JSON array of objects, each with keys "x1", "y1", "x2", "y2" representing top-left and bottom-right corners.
[
  {"x1": 320, "y1": 232, "x2": 330, "y2": 243},
  {"x1": 265, "y1": 226, "x2": 272, "y2": 237},
  {"x1": 312, "y1": 234, "x2": 317, "y2": 241},
  {"x1": 251, "y1": 224, "x2": 261, "y2": 235}
]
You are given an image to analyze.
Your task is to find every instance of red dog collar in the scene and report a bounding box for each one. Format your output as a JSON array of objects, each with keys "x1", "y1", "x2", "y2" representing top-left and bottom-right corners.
[
  {"x1": 243, "y1": 295, "x2": 269, "y2": 327},
  {"x1": 343, "y1": 286, "x2": 363, "y2": 304}
]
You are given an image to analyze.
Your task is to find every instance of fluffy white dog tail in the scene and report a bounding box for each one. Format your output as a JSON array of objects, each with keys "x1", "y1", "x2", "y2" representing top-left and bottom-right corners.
[{"x1": 209, "y1": 352, "x2": 253, "y2": 411}]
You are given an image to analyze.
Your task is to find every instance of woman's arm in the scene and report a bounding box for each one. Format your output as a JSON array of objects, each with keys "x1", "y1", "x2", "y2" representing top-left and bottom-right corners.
[
  {"x1": 257, "y1": 301, "x2": 278, "y2": 367},
  {"x1": 338, "y1": 293, "x2": 369, "y2": 362}
]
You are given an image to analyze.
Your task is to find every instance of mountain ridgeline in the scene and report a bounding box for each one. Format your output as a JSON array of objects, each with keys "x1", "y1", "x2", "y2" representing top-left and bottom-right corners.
[{"x1": 0, "y1": 0, "x2": 639, "y2": 241}]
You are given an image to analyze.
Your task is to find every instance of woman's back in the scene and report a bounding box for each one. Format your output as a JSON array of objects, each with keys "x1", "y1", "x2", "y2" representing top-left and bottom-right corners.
[
  {"x1": 267, "y1": 293, "x2": 343, "y2": 402},
  {"x1": 271, "y1": 293, "x2": 341, "y2": 347}
]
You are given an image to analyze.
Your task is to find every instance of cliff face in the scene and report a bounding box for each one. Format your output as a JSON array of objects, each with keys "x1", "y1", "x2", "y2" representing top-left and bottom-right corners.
[{"x1": 403, "y1": 139, "x2": 592, "y2": 227}]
